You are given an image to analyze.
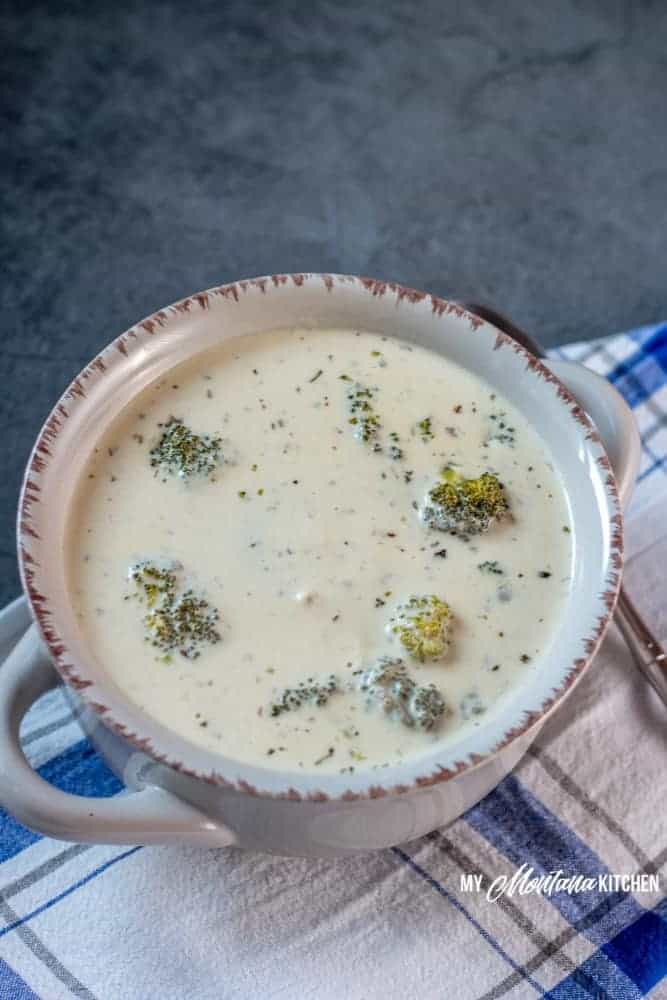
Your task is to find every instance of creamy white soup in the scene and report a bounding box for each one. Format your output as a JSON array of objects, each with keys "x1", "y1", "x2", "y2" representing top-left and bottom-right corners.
[{"x1": 68, "y1": 328, "x2": 573, "y2": 774}]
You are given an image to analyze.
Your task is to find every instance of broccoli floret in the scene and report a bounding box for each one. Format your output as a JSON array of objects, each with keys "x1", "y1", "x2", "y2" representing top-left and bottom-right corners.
[
  {"x1": 129, "y1": 560, "x2": 221, "y2": 660},
  {"x1": 360, "y1": 656, "x2": 414, "y2": 703},
  {"x1": 149, "y1": 417, "x2": 223, "y2": 480},
  {"x1": 407, "y1": 684, "x2": 447, "y2": 730},
  {"x1": 129, "y1": 560, "x2": 178, "y2": 607},
  {"x1": 269, "y1": 675, "x2": 339, "y2": 717},
  {"x1": 388, "y1": 595, "x2": 453, "y2": 661},
  {"x1": 145, "y1": 590, "x2": 221, "y2": 660},
  {"x1": 359, "y1": 657, "x2": 447, "y2": 730},
  {"x1": 421, "y1": 467, "x2": 509, "y2": 536}
]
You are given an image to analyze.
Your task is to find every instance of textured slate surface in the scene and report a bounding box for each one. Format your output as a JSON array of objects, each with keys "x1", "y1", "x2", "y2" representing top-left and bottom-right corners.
[{"x1": 2, "y1": 0, "x2": 667, "y2": 605}]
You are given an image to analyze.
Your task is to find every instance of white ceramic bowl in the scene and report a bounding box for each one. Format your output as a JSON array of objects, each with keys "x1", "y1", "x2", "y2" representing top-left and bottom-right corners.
[{"x1": 0, "y1": 275, "x2": 639, "y2": 856}]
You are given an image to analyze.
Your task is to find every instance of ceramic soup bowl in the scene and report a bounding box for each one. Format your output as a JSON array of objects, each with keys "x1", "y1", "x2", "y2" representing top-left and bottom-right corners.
[{"x1": 0, "y1": 275, "x2": 639, "y2": 857}]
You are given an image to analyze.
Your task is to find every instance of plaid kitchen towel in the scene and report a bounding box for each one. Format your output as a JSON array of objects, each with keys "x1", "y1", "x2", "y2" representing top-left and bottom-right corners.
[{"x1": 1, "y1": 323, "x2": 666, "y2": 1000}]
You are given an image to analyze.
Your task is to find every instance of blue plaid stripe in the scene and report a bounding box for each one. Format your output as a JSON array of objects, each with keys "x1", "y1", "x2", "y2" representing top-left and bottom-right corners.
[
  {"x1": 602, "y1": 906, "x2": 667, "y2": 994},
  {"x1": 637, "y1": 444, "x2": 665, "y2": 485},
  {"x1": 607, "y1": 329, "x2": 667, "y2": 407},
  {"x1": 0, "y1": 957, "x2": 39, "y2": 999},
  {"x1": 545, "y1": 905, "x2": 667, "y2": 998},
  {"x1": 609, "y1": 325, "x2": 667, "y2": 483},
  {"x1": 0, "y1": 847, "x2": 141, "y2": 942},
  {"x1": 466, "y1": 775, "x2": 645, "y2": 946},
  {"x1": 393, "y1": 846, "x2": 547, "y2": 996},
  {"x1": 559, "y1": 322, "x2": 667, "y2": 498},
  {"x1": 0, "y1": 740, "x2": 122, "y2": 864},
  {"x1": 629, "y1": 322, "x2": 667, "y2": 354},
  {"x1": 544, "y1": 951, "x2": 645, "y2": 1000},
  {"x1": 466, "y1": 774, "x2": 667, "y2": 996}
]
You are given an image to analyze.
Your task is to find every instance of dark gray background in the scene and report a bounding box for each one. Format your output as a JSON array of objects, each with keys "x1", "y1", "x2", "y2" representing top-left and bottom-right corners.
[{"x1": 2, "y1": 0, "x2": 666, "y2": 604}]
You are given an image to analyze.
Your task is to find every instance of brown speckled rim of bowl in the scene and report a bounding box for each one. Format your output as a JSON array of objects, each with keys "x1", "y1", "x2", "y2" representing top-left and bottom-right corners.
[{"x1": 17, "y1": 274, "x2": 623, "y2": 802}]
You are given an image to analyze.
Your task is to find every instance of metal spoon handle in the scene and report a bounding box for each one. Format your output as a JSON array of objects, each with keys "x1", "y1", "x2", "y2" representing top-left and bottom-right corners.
[
  {"x1": 615, "y1": 588, "x2": 667, "y2": 703},
  {"x1": 462, "y1": 301, "x2": 667, "y2": 708}
]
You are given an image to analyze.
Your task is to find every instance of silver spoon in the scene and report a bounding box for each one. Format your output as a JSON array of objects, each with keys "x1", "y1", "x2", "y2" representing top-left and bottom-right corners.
[{"x1": 463, "y1": 302, "x2": 667, "y2": 707}]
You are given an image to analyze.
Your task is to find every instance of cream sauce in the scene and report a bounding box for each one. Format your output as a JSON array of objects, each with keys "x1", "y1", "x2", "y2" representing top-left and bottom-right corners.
[{"x1": 68, "y1": 328, "x2": 573, "y2": 774}]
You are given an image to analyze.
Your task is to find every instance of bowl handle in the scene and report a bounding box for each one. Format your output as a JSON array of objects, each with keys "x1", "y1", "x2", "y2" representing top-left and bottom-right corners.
[
  {"x1": 0, "y1": 626, "x2": 236, "y2": 846},
  {"x1": 544, "y1": 359, "x2": 640, "y2": 509}
]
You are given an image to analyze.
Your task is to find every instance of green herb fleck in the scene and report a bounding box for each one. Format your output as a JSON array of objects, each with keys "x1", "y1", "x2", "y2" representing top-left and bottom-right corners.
[
  {"x1": 485, "y1": 412, "x2": 516, "y2": 447},
  {"x1": 417, "y1": 417, "x2": 434, "y2": 442},
  {"x1": 387, "y1": 430, "x2": 403, "y2": 460},
  {"x1": 478, "y1": 560, "x2": 504, "y2": 575},
  {"x1": 346, "y1": 381, "x2": 382, "y2": 445}
]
